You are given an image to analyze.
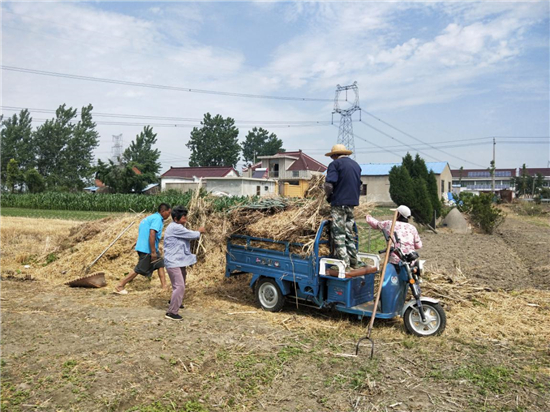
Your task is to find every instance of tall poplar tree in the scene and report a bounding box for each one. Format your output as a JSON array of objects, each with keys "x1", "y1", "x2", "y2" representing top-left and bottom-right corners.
[
  {"x1": 186, "y1": 113, "x2": 240, "y2": 167},
  {"x1": 33, "y1": 104, "x2": 99, "y2": 190},
  {"x1": 241, "y1": 127, "x2": 284, "y2": 164},
  {"x1": 1, "y1": 109, "x2": 34, "y2": 184}
]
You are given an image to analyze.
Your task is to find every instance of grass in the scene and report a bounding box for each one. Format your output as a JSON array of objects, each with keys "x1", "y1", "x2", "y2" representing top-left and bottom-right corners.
[
  {"x1": 0, "y1": 207, "x2": 125, "y2": 220},
  {"x1": 357, "y1": 222, "x2": 386, "y2": 254},
  {"x1": 126, "y1": 400, "x2": 209, "y2": 412}
]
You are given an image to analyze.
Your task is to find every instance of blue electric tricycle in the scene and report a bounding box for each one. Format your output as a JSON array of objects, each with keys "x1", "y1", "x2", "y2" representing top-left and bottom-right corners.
[{"x1": 225, "y1": 220, "x2": 446, "y2": 336}]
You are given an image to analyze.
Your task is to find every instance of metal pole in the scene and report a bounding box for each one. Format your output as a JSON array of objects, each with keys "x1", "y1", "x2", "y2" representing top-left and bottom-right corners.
[{"x1": 491, "y1": 137, "x2": 497, "y2": 195}]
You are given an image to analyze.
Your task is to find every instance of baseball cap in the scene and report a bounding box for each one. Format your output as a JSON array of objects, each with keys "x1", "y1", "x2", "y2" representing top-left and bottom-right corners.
[{"x1": 390, "y1": 205, "x2": 411, "y2": 218}]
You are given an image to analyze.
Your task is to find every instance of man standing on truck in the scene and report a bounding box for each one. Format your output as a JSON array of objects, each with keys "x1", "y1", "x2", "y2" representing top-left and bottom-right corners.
[
  {"x1": 114, "y1": 203, "x2": 171, "y2": 295},
  {"x1": 324, "y1": 144, "x2": 364, "y2": 270}
]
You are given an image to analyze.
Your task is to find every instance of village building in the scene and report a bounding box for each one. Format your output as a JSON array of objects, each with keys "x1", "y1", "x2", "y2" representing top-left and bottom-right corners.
[
  {"x1": 245, "y1": 150, "x2": 327, "y2": 197},
  {"x1": 360, "y1": 162, "x2": 452, "y2": 206},
  {"x1": 451, "y1": 168, "x2": 517, "y2": 193},
  {"x1": 160, "y1": 166, "x2": 276, "y2": 197}
]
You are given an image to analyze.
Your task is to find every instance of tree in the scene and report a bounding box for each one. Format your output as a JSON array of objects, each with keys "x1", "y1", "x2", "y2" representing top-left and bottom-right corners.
[
  {"x1": 33, "y1": 104, "x2": 99, "y2": 191},
  {"x1": 412, "y1": 154, "x2": 429, "y2": 181},
  {"x1": 427, "y1": 170, "x2": 442, "y2": 215},
  {"x1": 187, "y1": 113, "x2": 240, "y2": 167},
  {"x1": 488, "y1": 160, "x2": 496, "y2": 193},
  {"x1": 25, "y1": 169, "x2": 46, "y2": 193},
  {"x1": 95, "y1": 160, "x2": 148, "y2": 194},
  {"x1": 66, "y1": 104, "x2": 100, "y2": 190},
  {"x1": 401, "y1": 152, "x2": 414, "y2": 176},
  {"x1": 241, "y1": 127, "x2": 284, "y2": 164},
  {"x1": 1, "y1": 109, "x2": 34, "y2": 185},
  {"x1": 389, "y1": 165, "x2": 415, "y2": 207},
  {"x1": 122, "y1": 126, "x2": 161, "y2": 179},
  {"x1": 96, "y1": 126, "x2": 161, "y2": 193},
  {"x1": 388, "y1": 153, "x2": 441, "y2": 225},
  {"x1": 6, "y1": 159, "x2": 23, "y2": 193},
  {"x1": 412, "y1": 177, "x2": 433, "y2": 224},
  {"x1": 511, "y1": 164, "x2": 536, "y2": 197}
]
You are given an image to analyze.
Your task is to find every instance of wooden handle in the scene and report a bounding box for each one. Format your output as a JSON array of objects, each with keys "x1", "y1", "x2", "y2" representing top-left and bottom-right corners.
[{"x1": 365, "y1": 209, "x2": 399, "y2": 337}]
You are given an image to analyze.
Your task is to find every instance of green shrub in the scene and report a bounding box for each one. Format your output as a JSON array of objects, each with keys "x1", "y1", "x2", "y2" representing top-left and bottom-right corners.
[
  {"x1": 455, "y1": 191, "x2": 475, "y2": 214},
  {"x1": 469, "y1": 193, "x2": 505, "y2": 234},
  {"x1": 512, "y1": 202, "x2": 545, "y2": 216}
]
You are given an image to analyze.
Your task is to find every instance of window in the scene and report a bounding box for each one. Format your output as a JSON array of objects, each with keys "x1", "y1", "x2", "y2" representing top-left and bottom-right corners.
[
  {"x1": 448, "y1": 182, "x2": 451, "y2": 192},
  {"x1": 360, "y1": 184, "x2": 367, "y2": 196},
  {"x1": 256, "y1": 186, "x2": 261, "y2": 196},
  {"x1": 292, "y1": 170, "x2": 299, "y2": 178},
  {"x1": 264, "y1": 186, "x2": 269, "y2": 191},
  {"x1": 441, "y1": 180, "x2": 445, "y2": 193}
]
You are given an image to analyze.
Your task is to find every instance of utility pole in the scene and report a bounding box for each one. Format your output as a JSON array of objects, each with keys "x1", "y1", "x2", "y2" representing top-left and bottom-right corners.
[
  {"x1": 491, "y1": 137, "x2": 496, "y2": 194},
  {"x1": 332, "y1": 82, "x2": 360, "y2": 160}
]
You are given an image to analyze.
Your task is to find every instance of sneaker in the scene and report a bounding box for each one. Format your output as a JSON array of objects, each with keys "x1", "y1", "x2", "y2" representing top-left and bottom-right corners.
[
  {"x1": 168, "y1": 300, "x2": 185, "y2": 309},
  {"x1": 165, "y1": 313, "x2": 183, "y2": 321}
]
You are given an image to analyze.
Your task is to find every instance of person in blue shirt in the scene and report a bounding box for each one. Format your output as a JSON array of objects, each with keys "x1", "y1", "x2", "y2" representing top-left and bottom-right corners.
[
  {"x1": 324, "y1": 144, "x2": 363, "y2": 270},
  {"x1": 114, "y1": 203, "x2": 171, "y2": 295},
  {"x1": 163, "y1": 206, "x2": 205, "y2": 321}
]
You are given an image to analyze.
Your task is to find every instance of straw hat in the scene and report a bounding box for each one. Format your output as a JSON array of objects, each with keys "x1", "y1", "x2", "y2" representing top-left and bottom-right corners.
[{"x1": 325, "y1": 144, "x2": 353, "y2": 157}]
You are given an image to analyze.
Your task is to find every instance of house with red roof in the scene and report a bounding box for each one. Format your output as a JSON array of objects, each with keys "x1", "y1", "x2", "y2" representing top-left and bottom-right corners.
[
  {"x1": 160, "y1": 165, "x2": 277, "y2": 197},
  {"x1": 246, "y1": 150, "x2": 327, "y2": 197}
]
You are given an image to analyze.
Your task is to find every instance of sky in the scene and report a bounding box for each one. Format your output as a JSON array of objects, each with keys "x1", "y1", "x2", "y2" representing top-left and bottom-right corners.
[{"x1": 2, "y1": 0, "x2": 549, "y2": 175}]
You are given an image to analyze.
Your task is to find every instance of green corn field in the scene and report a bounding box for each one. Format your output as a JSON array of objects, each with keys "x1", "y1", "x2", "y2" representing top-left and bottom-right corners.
[{"x1": 0, "y1": 192, "x2": 253, "y2": 213}]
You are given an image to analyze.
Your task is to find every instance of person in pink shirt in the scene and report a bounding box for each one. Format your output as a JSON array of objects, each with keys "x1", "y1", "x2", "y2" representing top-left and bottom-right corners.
[{"x1": 365, "y1": 205, "x2": 422, "y2": 266}]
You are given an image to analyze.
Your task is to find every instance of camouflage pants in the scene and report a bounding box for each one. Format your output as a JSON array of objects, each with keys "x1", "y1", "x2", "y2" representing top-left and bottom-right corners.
[{"x1": 330, "y1": 205, "x2": 359, "y2": 268}]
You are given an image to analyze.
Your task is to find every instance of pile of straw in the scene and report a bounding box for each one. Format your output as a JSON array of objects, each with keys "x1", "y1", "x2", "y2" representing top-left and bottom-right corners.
[{"x1": 35, "y1": 176, "x2": 373, "y2": 292}]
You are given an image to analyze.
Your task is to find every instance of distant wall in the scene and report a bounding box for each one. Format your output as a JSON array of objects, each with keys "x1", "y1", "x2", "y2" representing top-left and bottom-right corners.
[{"x1": 362, "y1": 176, "x2": 394, "y2": 205}]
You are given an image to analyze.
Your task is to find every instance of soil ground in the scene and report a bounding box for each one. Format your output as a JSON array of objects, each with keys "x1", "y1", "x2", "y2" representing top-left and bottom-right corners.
[{"x1": 1, "y1": 206, "x2": 550, "y2": 412}]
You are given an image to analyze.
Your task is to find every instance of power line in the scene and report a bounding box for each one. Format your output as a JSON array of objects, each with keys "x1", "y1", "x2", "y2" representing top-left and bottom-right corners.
[
  {"x1": 27, "y1": 117, "x2": 331, "y2": 129},
  {"x1": 1, "y1": 105, "x2": 333, "y2": 127},
  {"x1": 360, "y1": 110, "x2": 487, "y2": 168},
  {"x1": 359, "y1": 119, "x2": 445, "y2": 162},
  {"x1": 1, "y1": 66, "x2": 333, "y2": 102},
  {"x1": 331, "y1": 124, "x2": 408, "y2": 163}
]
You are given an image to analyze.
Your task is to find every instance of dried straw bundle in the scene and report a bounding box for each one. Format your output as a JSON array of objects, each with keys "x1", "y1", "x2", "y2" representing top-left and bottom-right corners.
[
  {"x1": 29, "y1": 177, "x2": 372, "y2": 289},
  {"x1": 36, "y1": 214, "x2": 141, "y2": 284}
]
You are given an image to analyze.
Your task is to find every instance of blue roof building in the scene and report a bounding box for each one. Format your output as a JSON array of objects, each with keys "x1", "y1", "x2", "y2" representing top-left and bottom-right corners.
[{"x1": 358, "y1": 161, "x2": 452, "y2": 206}]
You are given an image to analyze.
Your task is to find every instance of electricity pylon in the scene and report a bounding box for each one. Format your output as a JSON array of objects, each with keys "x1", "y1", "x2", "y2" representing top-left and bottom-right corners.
[
  {"x1": 111, "y1": 134, "x2": 123, "y2": 164},
  {"x1": 333, "y1": 82, "x2": 360, "y2": 159}
]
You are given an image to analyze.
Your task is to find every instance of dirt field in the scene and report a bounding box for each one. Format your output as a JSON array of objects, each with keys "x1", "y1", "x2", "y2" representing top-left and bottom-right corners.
[{"x1": 1, "y1": 207, "x2": 549, "y2": 412}]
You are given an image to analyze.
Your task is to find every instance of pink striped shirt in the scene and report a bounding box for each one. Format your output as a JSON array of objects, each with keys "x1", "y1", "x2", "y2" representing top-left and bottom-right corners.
[{"x1": 366, "y1": 215, "x2": 422, "y2": 265}]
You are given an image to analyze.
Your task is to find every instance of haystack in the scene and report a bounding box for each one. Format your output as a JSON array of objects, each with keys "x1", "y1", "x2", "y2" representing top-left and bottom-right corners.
[{"x1": 34, "y1": 175, "x2": 373, "y2": 292}]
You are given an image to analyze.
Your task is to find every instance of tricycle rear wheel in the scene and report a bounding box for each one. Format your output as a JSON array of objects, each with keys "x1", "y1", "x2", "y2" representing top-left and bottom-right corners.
[
  {"x1": 404, "y1": 302, "x2": 446, "y2": 337},
  {"x1": 255, "y1": 278, "x2": 285, "y2": 312}
]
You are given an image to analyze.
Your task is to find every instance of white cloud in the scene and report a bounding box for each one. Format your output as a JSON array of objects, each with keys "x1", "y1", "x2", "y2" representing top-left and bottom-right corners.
[{"x1": 1, "y1": 1, "x2": 548, "y2": 169}]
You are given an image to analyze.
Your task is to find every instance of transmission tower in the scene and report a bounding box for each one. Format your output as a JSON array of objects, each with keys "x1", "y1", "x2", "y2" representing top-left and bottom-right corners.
[
  {"x1": 332, "y1": 82, "x2": 360, "y2": 159},
  {"x1": 111, "y1": 134, "x2": 123, "y2": 163}
]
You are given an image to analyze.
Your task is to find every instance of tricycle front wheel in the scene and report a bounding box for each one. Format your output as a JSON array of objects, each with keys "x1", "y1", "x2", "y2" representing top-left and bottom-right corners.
[
  {"x1": 404, "y1": 302, "x2": 446, "y2": 337},
  {"x1": 255, "y1": 278, "x2": 285, "y2": 312}
]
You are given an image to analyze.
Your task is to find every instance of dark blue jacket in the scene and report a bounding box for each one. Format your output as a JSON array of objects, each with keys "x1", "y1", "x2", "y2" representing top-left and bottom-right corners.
[{"x1": 326, "y1": 156, "x2": 362, "y2": 206}]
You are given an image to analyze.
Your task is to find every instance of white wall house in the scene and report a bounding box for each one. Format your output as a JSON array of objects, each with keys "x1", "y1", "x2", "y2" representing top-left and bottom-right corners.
[{"x1": 204, "y1": 177, "x2": 277, "y2": 197}]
